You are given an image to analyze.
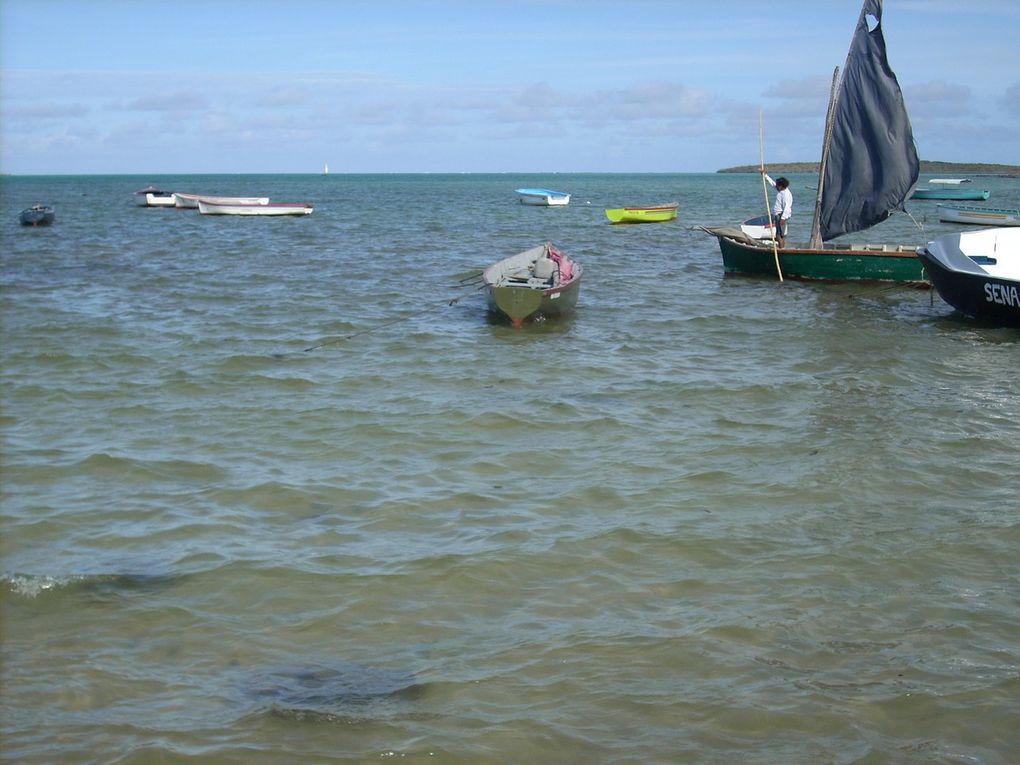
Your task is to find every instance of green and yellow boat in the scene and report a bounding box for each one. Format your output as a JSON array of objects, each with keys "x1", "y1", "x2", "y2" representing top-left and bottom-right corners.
[{"x1": 604, "y1": 202, "x2": 678, "y2": 224}]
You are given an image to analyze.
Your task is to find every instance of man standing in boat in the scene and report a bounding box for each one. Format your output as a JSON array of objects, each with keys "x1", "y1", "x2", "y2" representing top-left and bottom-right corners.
[{"x1": 762, "y1": 172, "x2": 792, "y2": 248}]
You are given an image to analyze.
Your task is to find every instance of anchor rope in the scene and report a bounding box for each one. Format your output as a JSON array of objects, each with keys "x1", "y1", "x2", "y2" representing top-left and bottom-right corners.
[{"x1": 294, "y1": 277, "x2": 487, "y2": 354}]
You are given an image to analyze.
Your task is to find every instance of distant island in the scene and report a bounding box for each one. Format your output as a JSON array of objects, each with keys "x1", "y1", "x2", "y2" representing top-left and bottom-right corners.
[{"x1": 718, "y1": 160, "x2": 1020, "y2": 177}]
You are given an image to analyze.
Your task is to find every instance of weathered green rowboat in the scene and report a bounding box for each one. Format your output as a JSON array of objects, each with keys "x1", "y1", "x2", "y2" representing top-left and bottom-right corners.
[{"x1": 483, "y1": 243, "x2": 582, "y2": 327}]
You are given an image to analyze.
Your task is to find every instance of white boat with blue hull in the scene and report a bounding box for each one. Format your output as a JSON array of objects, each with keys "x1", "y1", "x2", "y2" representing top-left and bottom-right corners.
[{"x1": 514, "y1": 188, "x2": 570, "y2": 206}]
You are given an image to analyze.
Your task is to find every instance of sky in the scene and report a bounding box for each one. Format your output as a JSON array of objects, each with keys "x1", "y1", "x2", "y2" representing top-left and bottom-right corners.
[{"x1": 2, "y1": 0, "x2": 1018, "y2": 175}]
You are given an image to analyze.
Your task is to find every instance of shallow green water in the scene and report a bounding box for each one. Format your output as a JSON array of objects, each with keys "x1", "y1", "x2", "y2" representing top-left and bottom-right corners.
[{"x1": 2, "y1": 173, "x2": 1019, "y2": 764}]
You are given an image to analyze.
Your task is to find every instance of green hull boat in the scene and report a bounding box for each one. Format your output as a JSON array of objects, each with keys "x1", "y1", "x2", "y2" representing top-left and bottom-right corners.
[
  {"x1": 605, "y1": 202, "x2": 678, "y2": 224},
  {"x1": 707, "y1": 0, "x2": 924, "y2": 287},
  {"x1": 483, "y1": 243, "x2": 582, "y2": 327},
  {"x1": 911, "y1": 188, "x2": 991, "y2": 201},
  {"x1": 716, "y1": 233, "x2": 928, "y2": 285}
]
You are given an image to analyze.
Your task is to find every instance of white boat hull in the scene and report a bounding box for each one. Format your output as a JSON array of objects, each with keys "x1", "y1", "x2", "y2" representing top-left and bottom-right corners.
[
  {"x1": 937, "y1": 205, "x2": 1020, "y2": 227},
  {"x1": 518, "y1": 193, "x2": 570, "y2": 206},
  {"x1": 739, "y1": 215, "x2": 776, "y2": 240},
  {"x1": 514, "y1": 187, "x2": 570, "y2": 206},
  {"x1": 174, "y1": 193, "x2": 270, "y2": 209},
  {"x1": 198, "y1": 201, "x2": 313, "y2": 216},
  {"x1": 141, "y1": 192, "x2": 176, "y2": 207}
]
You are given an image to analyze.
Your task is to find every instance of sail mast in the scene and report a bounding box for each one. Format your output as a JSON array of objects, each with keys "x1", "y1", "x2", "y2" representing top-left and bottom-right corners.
[
  {"x1": 809, "y1": 68, "x2": 841, "y2": 249},
  {"x1": 809, "y1": 1, "x2": 870, "y2": 248},
  {"x1": 817, "y1": 0, "x2": 919, "y2": 242}
]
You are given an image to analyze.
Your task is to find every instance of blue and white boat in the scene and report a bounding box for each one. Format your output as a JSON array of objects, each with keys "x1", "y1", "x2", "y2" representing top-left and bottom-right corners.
[{"x1": 514, "y1": 188, "x2": 570, "y2": 206}]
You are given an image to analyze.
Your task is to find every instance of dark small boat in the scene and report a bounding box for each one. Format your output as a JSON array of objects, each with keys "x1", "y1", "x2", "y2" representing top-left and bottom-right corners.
[
  {"x1": 483, "y1": 242, "x2": 582, "y2": 327},
  {"x1": 917, "y1": 228, "x2": 1020, "y2": 326},
  {"x1": 19, "y1": 204, "x2": 55, "y2": 226}
]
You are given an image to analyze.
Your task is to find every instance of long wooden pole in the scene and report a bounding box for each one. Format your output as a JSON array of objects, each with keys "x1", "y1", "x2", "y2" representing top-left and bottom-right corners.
[{"x1": 759, "y1": 110, "x2": 783, "y2": 282}]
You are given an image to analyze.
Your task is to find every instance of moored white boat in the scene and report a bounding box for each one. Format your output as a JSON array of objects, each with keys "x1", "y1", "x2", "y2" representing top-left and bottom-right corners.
[
  {"x1": 937, "y1": 204, "x2": 1020, "y2": 227},
  {"x1": 135, "y1": 186, "x2": 176, "y2": 207},
  {"x1": 198, "y1": 200, "x2": 314, "y2": 216},
  {"x1": 174, "y1": 193, "x2": 270, "y2": 209},
  {"x1": 514, "y1": 188, "x2": 570, "y2": 206}
]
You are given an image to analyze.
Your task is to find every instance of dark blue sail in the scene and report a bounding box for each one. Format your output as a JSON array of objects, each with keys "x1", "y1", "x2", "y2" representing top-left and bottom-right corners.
[{"x1": 819, "y1": 0, "x2": 919, "y2": 241}]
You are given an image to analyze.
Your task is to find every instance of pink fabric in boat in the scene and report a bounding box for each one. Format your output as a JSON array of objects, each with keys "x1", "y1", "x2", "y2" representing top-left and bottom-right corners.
[{"x1": 548, "y1": 246, "x2": 573, "y2": 281}]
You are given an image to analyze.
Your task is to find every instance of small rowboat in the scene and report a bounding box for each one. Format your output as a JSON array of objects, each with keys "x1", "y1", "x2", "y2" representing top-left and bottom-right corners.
[
  {"x1": 917, "y1": 228, "x2": 1020, "y2": 325},
  {"x1": 937, "y1": 204, "x2": 1020, "y2": 227},
  {"x1": 514, "y1": 188, "x2": 570, "y2": 206},
  {"x1": 739, "y1": 214, "x2": 776, "y2": 240},
  {"x1": 483, "y1": 242, "x2": 582, "y2": 327},
  {"x1": 19, "y1": 203, "x2": 55, "y2": 226},
  {"x1": 604, "y1": 202, "x2": 678, "y2": 224},
  {"x1": 198, "y1": 201, "x2": 313, "y2": 216},
  {"x1": 135, "y1": 186, "x2": 176, "y2": 207},
  {"x1": 174, "y1": 193, "x2": 270, "y2": 209}
]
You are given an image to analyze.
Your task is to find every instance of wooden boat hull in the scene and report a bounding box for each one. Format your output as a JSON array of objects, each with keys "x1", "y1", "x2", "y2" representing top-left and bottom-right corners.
[
  {"x1": 911, "y1": 188, "x2": 990, "y2": 201},
  {"x1": 917, "y1": 228, "x2": 1020, "y2": 325},
  {"x1": 937, "y1": 205, "x2": 1020, "y2": 227},
  {"x1": 514, "y1": 188, "x2": 570, "y2": 206},
  {"x1": 715, "y1": 234, "x2": 928, "y2": 285},
  {"x1": 483, "y1": 243, "x2": 582, "y2": 326},
  {"x1": 198, "y1": 201, "x2": 313, "y2": 216},
  {"x1": 19, "y1": 206, "x2": 55, "y2": 226},
  {"x1": 174, "y1": 193, "x2": 270, "y2": 208},
  {"x1": 605, "y1": 203, "x2": 678, "y2": 224}
]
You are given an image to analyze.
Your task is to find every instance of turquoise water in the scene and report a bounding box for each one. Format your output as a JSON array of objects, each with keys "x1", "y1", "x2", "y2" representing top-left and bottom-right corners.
[{"x1": 2, "y1": 173, "x2": 1019, "y2": 764}]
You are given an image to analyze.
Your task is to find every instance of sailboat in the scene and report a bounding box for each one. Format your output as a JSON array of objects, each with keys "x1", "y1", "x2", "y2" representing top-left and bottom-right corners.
[
  {"x1": 322, "y1": 162, "x2": 329, "y2": 175},
  {"x1": 702, "y1": 0, "x2": 928, "y2": 285}
]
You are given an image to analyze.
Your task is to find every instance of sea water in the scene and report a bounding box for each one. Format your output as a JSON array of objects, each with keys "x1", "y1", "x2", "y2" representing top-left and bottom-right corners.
[{"x1": 2, "y1": 173, "x2": 1019, "y2": 764}]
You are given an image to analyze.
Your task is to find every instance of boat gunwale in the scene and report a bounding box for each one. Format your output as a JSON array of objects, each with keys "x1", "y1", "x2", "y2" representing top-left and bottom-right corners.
[
  {"x1": 718, "y1": 234, "x2": 920, "y2": 257},
  {"x1": 608, "y1": 202, "x2": 679, "y2": 213}
]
